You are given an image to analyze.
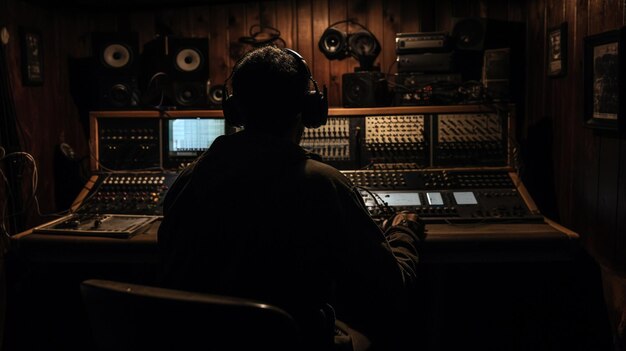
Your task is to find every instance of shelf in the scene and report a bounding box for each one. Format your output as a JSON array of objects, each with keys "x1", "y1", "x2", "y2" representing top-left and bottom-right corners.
[{"x1": 90, "y1": 104, "x2": 512, "y2": 119}]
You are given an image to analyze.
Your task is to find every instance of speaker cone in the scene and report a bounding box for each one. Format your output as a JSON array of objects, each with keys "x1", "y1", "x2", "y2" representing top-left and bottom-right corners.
[
  {"x1": 346, "y1": 79, "x2": 366, "y2": 105},
  {"x1": 348, "y1": 31, "x2": 380, "y2": 57},
  {"x1": 318, "y1": 28, "x2": 348, "y2": 60},
  {"x1": 108, "y1": 83, "x2": 132, "y2": 107},
  {"x1": 174, "y1": 82, "x2": 204, "y2": 106},
  {"x1": 208, "y1": 84, "x2": 225, "y2": 105},
  {"x1": 102, "y1": 44, "x2": 132, "y2": 69},
  {"x1": 175, "y1": 48, "x2": 203, "y2": 72},
  {"x1": 452, "y1": 18, "x2": 486, "y2": 50}
]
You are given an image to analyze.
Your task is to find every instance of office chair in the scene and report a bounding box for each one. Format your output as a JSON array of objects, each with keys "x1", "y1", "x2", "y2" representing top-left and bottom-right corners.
[{"x1": 80, "y1": 279, "x2": 304, "y2": 351}]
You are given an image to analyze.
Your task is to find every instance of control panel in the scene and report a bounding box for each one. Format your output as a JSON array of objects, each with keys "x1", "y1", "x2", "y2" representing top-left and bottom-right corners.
[
  {"x1": 364, "y1": 115, "x2": 428, "y2": 166},
  {"x1": 342, "y1": 169, "x2": 542, "y2": 223},
  {"x1": 433, "y1": 113, "x2": 507, "y2": 166},
  {"x1": 300, "y1": 117, "x2": 352, "y2": 166},
  {"x1": 76, "y1": 172, "x2": 179, "y2": 216},
  {"x1": 96, "y1": 118, "x2": 161, "y2": 171},
  {"x1": 301, "y1": 112, "x2": 507, "y2": 169}
]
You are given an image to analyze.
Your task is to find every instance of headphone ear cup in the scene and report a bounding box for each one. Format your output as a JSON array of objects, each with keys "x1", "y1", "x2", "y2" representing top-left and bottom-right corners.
[
  {"x1": 222, "y1": 95, "x2": 244, "y2": 127},
  {"x1": 301, "y1": 88, "x2": 328, "y2": 129}
]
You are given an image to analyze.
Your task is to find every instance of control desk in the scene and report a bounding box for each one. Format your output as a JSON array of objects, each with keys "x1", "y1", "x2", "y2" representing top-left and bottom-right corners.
[{"x1": 11, "y1": 107, "x2": 579, "y2": 265}]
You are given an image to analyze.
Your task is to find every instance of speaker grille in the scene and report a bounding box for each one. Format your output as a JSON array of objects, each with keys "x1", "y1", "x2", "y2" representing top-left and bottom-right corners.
[{"x1": 342, "y1": 72, "x2": 387, "y2": 108}]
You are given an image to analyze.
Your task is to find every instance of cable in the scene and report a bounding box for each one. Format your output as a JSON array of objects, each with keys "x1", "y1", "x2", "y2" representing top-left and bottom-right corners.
[
  {"x1": 67, "y1": 173, "x2": 109, "y2": 214},
  {"x1": 239, "y1": 24, "x2": 285, "y2": 48},
  {"x1": 354, "y1": 185, "x2": 394, "y2": 217},
  {"x1": 0, "y1": 151, "x2": 40, "y2": 234},
  {"x1": 143, "y1": 71, "x2": 169, "y2": 109},
  {"x1": 327, "y1": 18, "x2": 375, "y2": 39}
]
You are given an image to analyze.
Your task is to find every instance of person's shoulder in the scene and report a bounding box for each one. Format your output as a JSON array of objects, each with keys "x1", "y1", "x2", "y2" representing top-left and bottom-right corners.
[{"x1": 303, "y1": 158, "x2": 351, "y2": 187}]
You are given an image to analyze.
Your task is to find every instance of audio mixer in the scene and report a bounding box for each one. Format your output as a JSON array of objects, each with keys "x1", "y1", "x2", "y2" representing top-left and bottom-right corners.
[
  {"x1": 341, "y1": 169, "x2": 542, "y2": 223},
  {"x1": 83, "y1": 108, "x2": 537, "y2": 224},
  {"x1": 76, "y1": 172, "x2": 179, "y2": 216}
]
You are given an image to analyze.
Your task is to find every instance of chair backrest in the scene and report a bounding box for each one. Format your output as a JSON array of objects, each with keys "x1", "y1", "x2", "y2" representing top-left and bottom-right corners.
[{"x1": 80, "y1": 279, "x2": 303, "y2": 351}]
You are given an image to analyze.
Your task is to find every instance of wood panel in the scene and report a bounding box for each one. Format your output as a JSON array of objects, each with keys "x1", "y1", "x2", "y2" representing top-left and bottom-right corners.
[
  {"x1": 328, "y1": 0, "x2": 348, "y2": 106},
  {"x1": 524, "y1": 0, "x2": 626, "y2": 276},
  {"x1": 311, "y1": 0, "x2": 330, "y2": 95}
]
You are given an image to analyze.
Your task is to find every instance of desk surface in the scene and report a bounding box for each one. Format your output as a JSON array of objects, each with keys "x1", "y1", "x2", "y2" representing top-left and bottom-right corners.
[{"x1": 11, "y1": 218, "x2": 579, "y2": 264}]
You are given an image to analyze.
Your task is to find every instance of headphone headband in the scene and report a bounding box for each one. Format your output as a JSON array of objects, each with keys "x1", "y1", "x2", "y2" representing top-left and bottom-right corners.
[{"x1": 222, "y1": 47, "x2": 328, "y2": 129}]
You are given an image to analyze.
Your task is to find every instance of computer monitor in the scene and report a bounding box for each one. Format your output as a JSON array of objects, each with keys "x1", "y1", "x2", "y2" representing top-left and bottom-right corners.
[{"x1": 163, "y1": 117, "x2": 225, "y2": 169}]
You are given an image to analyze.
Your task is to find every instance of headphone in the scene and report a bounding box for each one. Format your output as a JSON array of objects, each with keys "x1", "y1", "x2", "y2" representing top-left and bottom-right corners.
[{"x1": 222, "y1": 48, "x2": 328, "y2": 129}]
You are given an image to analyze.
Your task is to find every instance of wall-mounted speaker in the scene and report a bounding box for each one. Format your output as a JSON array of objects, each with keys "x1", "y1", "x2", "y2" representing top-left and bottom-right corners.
[
  {"x1": 342, "y1": 71, "x2": 388, "y2": 107},
  {"x1": 91, "y1": 32, "x2": 141, "y2": 109},
  {"x1": 168, "y1": 37, "x2": 209, "y2": 79},
  {"x1": 141, "y1": 36, "x2": 209, "y2": 108}
]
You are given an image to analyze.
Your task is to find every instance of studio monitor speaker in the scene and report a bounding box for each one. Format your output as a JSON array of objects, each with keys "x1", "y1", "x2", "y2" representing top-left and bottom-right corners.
[
  {"x1": 91, "y1": 32, "x2": 141, "y2": 109},
  {"x1": 141, "y1": 36, "x2": 209, "y2": 108},
  {"x1": 342, "y1": 71, "x2": 388, "y2": 108}
]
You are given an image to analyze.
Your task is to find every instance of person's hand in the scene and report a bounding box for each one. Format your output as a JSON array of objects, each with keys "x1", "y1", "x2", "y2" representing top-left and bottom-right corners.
[{"x1": 383, "y1": 210, "x2": 426, "y2": 242}]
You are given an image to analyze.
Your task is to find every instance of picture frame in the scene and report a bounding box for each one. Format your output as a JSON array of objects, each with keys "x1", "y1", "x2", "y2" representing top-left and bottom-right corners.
[
  {"x1": 19, "y1": 28, "x2": 43, "y2": 86},
  {"x1": 583, "y1": 27, "x2": 625, "y2": 131},
  {"x1": 547, "y1": 22, "x2": 567, "y2": 77}
]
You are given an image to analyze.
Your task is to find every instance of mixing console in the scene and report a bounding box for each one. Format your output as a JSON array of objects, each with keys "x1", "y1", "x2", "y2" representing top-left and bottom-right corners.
[
  {"x1": 85, "y1": 109, "x2": 536, "y2": 225},
  {"x1": 77, "y1": 172, "x2": 179, "y2": 216},
  {"x1": 342, "y1": 169, "x2": 542, "y2": 223}
]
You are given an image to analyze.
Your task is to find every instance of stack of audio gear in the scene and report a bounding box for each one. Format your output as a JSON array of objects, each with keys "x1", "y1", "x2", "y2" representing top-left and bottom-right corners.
[
  {"x1": 393, "y1": 32, "x2": 462, "y2": 106},
  {"x1": 73, "y1": 110, "x2": 229, "y2": 218}
]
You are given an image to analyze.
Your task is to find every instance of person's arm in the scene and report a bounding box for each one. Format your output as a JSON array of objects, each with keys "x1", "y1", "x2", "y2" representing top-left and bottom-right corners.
[
  {"x1": 330, "y1": 184, "x2": 424, "y2": 346},
  {"x1": 381, "y1": 211, "x2": 426, "y2": 287}
]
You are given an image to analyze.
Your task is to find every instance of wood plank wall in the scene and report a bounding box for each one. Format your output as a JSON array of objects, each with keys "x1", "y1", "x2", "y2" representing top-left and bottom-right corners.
[
  {"x1": 2, "y1": 0, "x2": 524, "y2": 230},
  {"x1": 524, "y1": 0, "x2": 626, "y2": 274}
]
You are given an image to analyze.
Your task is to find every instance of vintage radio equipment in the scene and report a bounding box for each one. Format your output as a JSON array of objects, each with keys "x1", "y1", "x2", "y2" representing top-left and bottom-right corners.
[{"x1": 395, "y1": 32, "x2": 450, "y2": 54}]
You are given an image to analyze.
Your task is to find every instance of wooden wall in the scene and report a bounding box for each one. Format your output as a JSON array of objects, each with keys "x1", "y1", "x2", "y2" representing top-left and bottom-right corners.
[{"x1": 524, "y1": 0, "x2": 626, "y2": 274}]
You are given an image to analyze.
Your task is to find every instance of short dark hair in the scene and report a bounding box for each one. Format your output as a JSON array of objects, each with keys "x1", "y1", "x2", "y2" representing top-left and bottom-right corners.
[{"x1": 231, "y1": 46, "x2": 309, "y2": 132}]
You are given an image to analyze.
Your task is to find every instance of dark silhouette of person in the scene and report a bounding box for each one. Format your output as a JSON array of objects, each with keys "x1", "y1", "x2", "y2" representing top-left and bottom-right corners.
[{"x1": 157, "y1": 46, "x2": 424, "y2": 351}]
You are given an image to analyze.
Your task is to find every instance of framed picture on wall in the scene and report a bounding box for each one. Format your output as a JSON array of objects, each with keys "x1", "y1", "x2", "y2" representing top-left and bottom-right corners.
[
  {"x1": 583, "y1": 27, "x2": 624, "y2": 131},
  {"x1": 547, "y1": 22, "x2": 567, "y2": 77},
  {"x1": 19, "y1": 28, "x2": 43, "y2": 86}
]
